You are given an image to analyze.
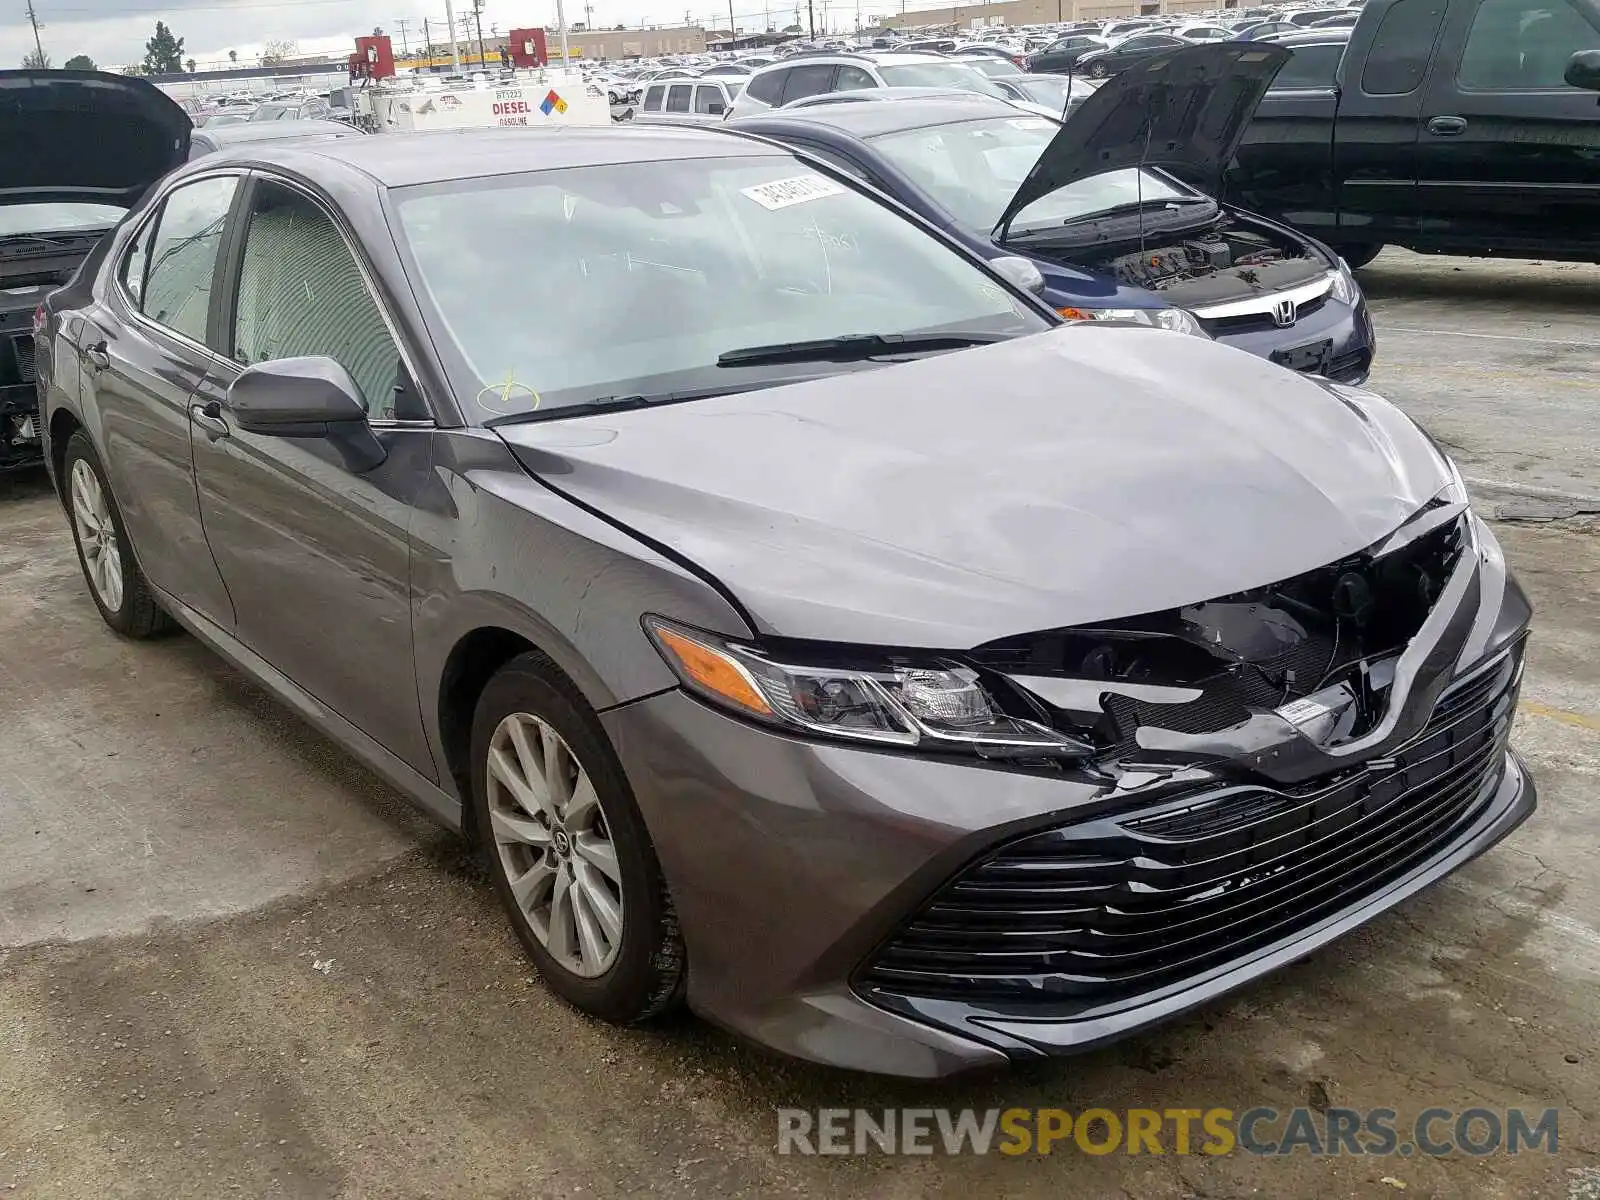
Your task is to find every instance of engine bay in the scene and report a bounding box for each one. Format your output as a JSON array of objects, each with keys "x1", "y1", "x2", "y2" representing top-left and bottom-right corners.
[{"x1": 1031, "y1": 214, "x2": 1332, "y2": 307}]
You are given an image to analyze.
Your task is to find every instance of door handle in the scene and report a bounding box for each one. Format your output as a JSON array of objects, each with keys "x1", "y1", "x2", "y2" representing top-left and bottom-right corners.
[
  {"x1": 1426, "y1": 115, "x2": 1468, "y2": 136},
  {"x1": 189, "y1": 400, "x2": 230, "y2": 441},
  {"x1": 84, "y1": 340, "x2": 110, "y2": 371}
]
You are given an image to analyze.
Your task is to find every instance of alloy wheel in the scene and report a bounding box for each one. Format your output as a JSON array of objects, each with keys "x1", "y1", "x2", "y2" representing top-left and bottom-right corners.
[
  {"x1": 70, "y1": 458, "x2": 123, "y2": 613},
  {"x1": 485, "y1": 711, "x2": 625, "y2": 978}
]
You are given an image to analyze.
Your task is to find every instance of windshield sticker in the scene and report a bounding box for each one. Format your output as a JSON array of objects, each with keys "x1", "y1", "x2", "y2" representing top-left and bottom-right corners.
[
  {"x1": 740, "y1": 175, "x2": 847, "y2": 211},
  {"x1": 1008, "y1": 118, "x2": 1052, "y2": 130}
]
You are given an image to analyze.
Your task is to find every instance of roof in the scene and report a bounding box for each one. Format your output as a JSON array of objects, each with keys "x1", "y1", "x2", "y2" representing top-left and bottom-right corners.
[
  {"x1": 194, "y1": 119, "x2": 359, "y2": 149},
  {"x1": 210, "y1": 125, "x2": 782, "y2": 187},
  {"x1": 733, "y1": 94, "x2": 1022, "y2": 140}
]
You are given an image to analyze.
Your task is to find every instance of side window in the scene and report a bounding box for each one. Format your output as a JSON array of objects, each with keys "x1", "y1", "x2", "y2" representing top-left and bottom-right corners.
[
  {"x1": 643, "y1": 85, "x2": 665, "y2": 112},
  {"x1": 781, "y1": 63, "x2": 837, "y2": 104},
  {"x1": 232, "y1": 181, "x2": 412, "y2": 422},
  {"x1": 1361, "y1": 0, "x2": 1448, "y2": 94},
  {"x1": 693, "y1": 84, "x2": 725, "y2": 114},
  {"x1": 746, "y1": 67, "x2": 787, "y2": 104},
  {"x1": 119, "y1": 214, "x2": 156, "y2": 307},
  {"x1": 139, "y1": 175, "x2": 239, "y2": 345},
  {"x1": 1459, "y1": 0, "x2": 1600, "y2": 88},
  {"x1": 1273, "y1": 42, "x2": 1346, "y2": 87},
  {"x1": 665, "y1": 84, "x2": 693, "y2": 113},
  {"x1": 835, "y1": 65, "x2": 877, "y2": 91}
]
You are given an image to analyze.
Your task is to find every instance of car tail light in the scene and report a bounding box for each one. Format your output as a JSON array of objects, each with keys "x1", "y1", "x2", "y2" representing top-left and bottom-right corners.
[{"x1": 32, "y1": 304, "x2": 46, "y2": 336}]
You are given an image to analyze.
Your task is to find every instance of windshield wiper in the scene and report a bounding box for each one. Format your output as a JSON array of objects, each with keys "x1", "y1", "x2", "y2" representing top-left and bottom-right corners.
[
  {"x1": 1007, "y1": 196, "x2": 1213, "y2": 240},
  {"x1": 493, "y1": 379, "x2": 807, "y2": 425},
  {"x1": 716, "y1": 331, "x2": 1010, "y2": 368}
]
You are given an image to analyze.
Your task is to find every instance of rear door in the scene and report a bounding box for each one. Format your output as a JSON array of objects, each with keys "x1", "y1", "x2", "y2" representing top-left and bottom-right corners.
[
  {"x1": 1328, "y1": 0, "x2": 1450, "y2": 243},
  {"x1": 82, "y1": 172, "x2": 243, "y2": 627},
  {"x1": 1230, "y1": 40, "x2": 1347, "y2": 236},
  {"x1": 1416, "y1": 0, "x2": 1600, "y2": 254}
]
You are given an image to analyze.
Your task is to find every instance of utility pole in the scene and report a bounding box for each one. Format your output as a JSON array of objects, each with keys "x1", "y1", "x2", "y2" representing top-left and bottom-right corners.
[
  {"x1": 806, "y1": 0, "x2": 814, "y2": 36},
  {"x1": 727, "y1": 0, "x2": 736, "y2": 44},
  {"x1": 555, "y1": 0, "x2": 571, "y2": 68},
  {"x1": 442, "y1": 0, "x2": 462, "y2": 69},
  {"x1": 25, "y1": 0, "x2": 45, "y2": 66},
  {"x1": 395, "y1": 15, "x2": 411, "y2": 52},
  {"x1": 423, "y1": 16, "x2": 431, "y2": 55}
]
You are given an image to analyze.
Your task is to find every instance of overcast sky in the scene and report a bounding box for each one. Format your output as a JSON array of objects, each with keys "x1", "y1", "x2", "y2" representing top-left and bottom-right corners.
[{"x1": 3, "y1": 0, "x2": 877, "y2": 71}]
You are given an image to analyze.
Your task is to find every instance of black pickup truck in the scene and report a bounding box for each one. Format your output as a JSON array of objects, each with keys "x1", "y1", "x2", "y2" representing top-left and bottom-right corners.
[{"x1": 1226, "y1": 0, "x2": 1600, "y2": 265}]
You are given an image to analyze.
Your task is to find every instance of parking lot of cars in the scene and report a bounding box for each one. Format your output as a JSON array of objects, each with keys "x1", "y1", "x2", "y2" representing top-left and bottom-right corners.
[{"x1": 1, "y1": 6, "x2": 1599, "y2": 1193}]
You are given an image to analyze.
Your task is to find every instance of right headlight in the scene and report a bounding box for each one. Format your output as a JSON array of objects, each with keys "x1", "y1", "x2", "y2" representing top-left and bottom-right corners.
[{"x1": 644, "y1": 617, "x2": 1092, "y2": 759}]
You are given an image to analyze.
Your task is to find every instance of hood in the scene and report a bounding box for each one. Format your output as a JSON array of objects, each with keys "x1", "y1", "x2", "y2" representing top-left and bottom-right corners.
[
  {"x1": 498, "y1": 327, "x2": 1453, "y2": 649},
  {"x1": 0, "y1": 70, "x2": 191, "y2": 208},
  {"x1": 992, "y1": 42, "x2": 1289, "y2": 238}
]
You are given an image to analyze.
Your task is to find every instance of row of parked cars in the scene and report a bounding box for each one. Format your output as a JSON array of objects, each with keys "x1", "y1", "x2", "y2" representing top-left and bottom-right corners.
[{"x1": 1, "y1": 0, "x2": 1590, "y2": 1073}]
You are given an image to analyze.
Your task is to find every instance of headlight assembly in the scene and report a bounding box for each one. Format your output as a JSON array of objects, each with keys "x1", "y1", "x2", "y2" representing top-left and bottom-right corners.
[
  {"x1": 1057, "y1": 305, "x2": 1209, "y2": 337},
  {"x1": 644, "y1": 617, "x2": 1092, "y2": 759},
  {"x1": 1328, "y1": 259, "x2": 1362, "y2": 306}
]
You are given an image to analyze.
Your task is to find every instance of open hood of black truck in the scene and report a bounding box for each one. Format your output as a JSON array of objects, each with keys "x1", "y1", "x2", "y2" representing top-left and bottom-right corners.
[
  {"x1": 0, "y1": 70, "x2": 190, "y2": 209},
  {"x1": 993, "y1": 42, "x2": 1289, "y2": 239}
]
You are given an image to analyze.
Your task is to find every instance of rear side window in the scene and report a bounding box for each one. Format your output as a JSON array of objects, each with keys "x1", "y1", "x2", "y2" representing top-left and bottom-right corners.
[
  {"x1": 1361, "y1": 0, "x2": 1448, "y2": 94},
  {"x1": 745, "y1": 68, "x2": 786, "y2": 104},
  {"x1": 665, "y1": 84, "x2": 692, "y2": 113},
  {"x1": 1274, "y1": 41, "x2": 1347, "y2": 87},
  {"x1": 781, "y1": 63, "x2": 836, "y2": 104},
  {"x1": 693, "y1": 84, "x2": 725, "y2": 114},
  {"x1": 1458, "y1": 0, "x2": 1600, "y2": 88},
  {"x1": 835, "y1": 65, "x2": 876, "y2": 90},
  {"x1": 642, "y1": 85, "x2": 665, "y2": 112},
  {"x1": 137, "y1": 175, "x2": 239, "y2": 345}
]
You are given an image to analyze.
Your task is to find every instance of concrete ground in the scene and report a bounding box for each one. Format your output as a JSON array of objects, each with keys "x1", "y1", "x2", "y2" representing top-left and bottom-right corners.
[{"x1": 1, "y1": 251, "x2": 1597, "y2": 1198}]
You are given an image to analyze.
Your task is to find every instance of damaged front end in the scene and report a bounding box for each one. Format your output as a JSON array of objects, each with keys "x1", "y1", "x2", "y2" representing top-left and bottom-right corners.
[{"x1": 856, "y1": 503, "x2": 1534, "y2": 1048}]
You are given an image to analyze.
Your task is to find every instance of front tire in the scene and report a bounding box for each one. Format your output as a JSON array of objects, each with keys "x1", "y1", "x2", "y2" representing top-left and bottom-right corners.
[
  {"x1": 1088, "y1": 59, "x2": 1109, "y2": 78},
  {"x1": 1332, "y1": 243, "x2": 1384, "y2": 270},
  {"x1": 470, "y1": 652, "x2": 685, "y2": 1023},
  {"x1": 63, "y1": 432, "x2": 173, "y2": 638}
]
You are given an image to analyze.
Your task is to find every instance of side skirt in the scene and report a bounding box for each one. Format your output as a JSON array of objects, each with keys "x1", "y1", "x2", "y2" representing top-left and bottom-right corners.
[{"x1": 152, "y1": 584, "x2": 465, "y2": 833}]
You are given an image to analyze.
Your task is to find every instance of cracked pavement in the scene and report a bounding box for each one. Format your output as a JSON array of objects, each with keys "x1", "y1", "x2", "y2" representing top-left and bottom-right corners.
[{"x1": 1, "y1": 252, "x2": 1597, "y2": 1198}]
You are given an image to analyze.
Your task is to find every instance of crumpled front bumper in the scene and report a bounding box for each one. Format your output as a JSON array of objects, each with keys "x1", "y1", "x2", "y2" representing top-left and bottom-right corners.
[{"x1": 600, "y1": 518, "x2": 1533, "y2": 1078}]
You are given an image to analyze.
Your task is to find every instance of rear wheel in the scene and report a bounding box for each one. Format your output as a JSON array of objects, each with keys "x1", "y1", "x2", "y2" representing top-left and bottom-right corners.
[
  {"x1": 63, "y1": 432, "x2": 174, "y2": 638},
  {"x1": 1332, "y1": 243, "x2": 1384, "y2": 270},
  {"x1": 470, "y1": 653, "x2": 685, "y2": 1022},
  {"x1": 1088, "y1": 59, "x2": 1109, "y2": 78}
]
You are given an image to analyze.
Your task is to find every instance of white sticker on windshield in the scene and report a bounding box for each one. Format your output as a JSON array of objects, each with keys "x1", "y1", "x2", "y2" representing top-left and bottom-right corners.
[{"x1": 740, "y1": 174, "x2": 847, "y2": 210}]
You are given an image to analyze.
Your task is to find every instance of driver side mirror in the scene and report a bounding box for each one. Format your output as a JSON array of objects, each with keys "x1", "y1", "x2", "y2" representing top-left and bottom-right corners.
[
  {"x1": 1565, "y1": 49, "x2": 1600, "y2": 92},
  {"x1": 227, "y1": 356, "x2": 387, "y2": 473},
  {"x1": 990, "y1": 255, "x2": 1047, "y2": 295}
]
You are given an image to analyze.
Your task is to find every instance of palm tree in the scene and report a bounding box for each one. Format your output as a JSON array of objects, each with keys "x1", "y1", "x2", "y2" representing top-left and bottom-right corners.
[
  {"x1": 228, "y1": 48, "x2": 238, "y2": 64},
  {"x1": 186, "y1": 57, "x2": 196, "y2": 72}
]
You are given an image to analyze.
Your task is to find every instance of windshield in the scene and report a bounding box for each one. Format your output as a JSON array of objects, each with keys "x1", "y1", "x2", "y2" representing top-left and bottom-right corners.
[
  {"x1": 876, "y1": 62, "x2": 1008, "y2": 96},
  {"x1": 0, "y1": 202, "x2": 124, "y2": 239},
  {"x1": 392, "y1": 154, "x2": 1048, "y2": 422},
  {"x1": 870, "y1": 116, "x2": 1196, "y2": 233}
]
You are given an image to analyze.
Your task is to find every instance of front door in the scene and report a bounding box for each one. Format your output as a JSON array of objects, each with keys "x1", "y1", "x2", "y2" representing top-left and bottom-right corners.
[
  {"x1": 1416, "y1": 0, "x2": 1600, "y2": 255},
  {"x1": 190, "y1": 174, "x2": 437, "y2": 778}
]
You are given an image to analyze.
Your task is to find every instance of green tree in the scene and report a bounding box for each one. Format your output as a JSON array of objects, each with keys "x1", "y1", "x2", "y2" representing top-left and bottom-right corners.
[
  {"x1": 228, "y1": 49, "x2": 238, "y2": 64},
  {"x1": 259, "y1": 38, "x2": 297, "y2": 66},
  {"x1": 63, "y1": 53, "x2": 97, "y2": 70},
  {"x1": 141, "y1": 20, "x2": 184, "y2": 75},
  {"x1": 185, "y1": 57, "x2": 196, "y2": 72},
  {"x1": 21, "y1": 48, "x2": 51, "y2": 69}
]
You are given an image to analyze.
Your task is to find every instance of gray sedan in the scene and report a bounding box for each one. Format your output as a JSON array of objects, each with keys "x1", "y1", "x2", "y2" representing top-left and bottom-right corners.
[{"x1": 37, "y1": 120, "x2": 1535, "y2": 1077}]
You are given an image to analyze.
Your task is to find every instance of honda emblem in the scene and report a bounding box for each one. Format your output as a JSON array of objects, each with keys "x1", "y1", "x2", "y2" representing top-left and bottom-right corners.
[{"x1": 1272, "y1": 297, "x2": 1298, "y2": 327}]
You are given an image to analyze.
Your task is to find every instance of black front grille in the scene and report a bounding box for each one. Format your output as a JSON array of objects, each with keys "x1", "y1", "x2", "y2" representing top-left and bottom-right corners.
[
  {"x1": 1325, "y1": 346, "x2": 1371, "y2": 383},
  {"x1": 861, "y1": 648, "x2": 1521, "y2": 1006},
  {"x1": 12, "y1": 334, "x2": 35, "y2": 384}
]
